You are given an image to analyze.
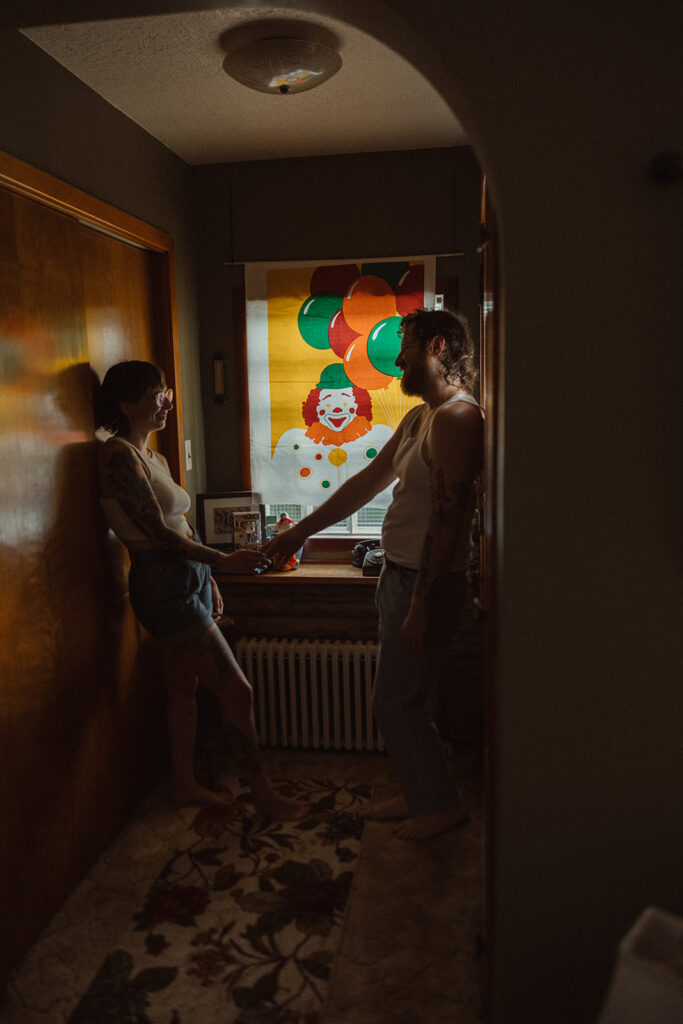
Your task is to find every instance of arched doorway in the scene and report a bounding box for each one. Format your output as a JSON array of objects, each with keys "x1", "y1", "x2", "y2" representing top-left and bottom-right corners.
[{"x1": 5, "y1": 3, "x2": 504, "y2": 1018}]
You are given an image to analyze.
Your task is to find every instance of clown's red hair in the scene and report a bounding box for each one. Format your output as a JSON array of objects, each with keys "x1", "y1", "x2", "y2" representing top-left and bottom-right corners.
[{"x1": 301, "y1": 386, "x2": 372, "y2": 428}]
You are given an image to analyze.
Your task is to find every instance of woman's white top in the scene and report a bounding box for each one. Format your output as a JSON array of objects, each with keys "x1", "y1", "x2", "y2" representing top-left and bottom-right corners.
[
  {"x1": 101, "y1": 437, "x2": 191, "y2": 543},
  {"x1": 381, "y1": 394, "x2": 481, "y2": 572}
]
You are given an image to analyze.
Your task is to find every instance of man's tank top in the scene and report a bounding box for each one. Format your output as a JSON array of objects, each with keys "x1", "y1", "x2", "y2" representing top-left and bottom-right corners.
[
  {"x1": 381, "y1": 394, "x2": 481, "y2": 572},
  {"x1": 100, "y1": 437, "x2": 191, "y2": 544}
]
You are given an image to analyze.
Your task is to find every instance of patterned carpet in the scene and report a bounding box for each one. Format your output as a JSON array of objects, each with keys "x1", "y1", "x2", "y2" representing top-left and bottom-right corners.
[{"x1": 4, "y1": 776, "x2": 371, "y2": 1024}]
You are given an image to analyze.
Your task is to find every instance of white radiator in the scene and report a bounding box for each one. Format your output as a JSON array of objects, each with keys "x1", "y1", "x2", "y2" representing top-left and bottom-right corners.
[{"x1": 234, "y1": 637, "x2": 384, "y2": 752}]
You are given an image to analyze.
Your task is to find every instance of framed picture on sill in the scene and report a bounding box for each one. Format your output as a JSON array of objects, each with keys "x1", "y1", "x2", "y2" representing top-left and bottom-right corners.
[
  {"x1": 233, "y1": 510, "x2": 262, "y2": 548},
  {"x1": 197, "y1": 491, "x2": 262, "y2": 546}
]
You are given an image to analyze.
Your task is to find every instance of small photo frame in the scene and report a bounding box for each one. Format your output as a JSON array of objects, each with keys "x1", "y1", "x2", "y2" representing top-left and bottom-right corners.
[
  {"x1": 232, "y1": 510, "x2": 262, "y2": 549},
  {"x1": 197, "y1": 491, "x2": 262, "y2": 546}
]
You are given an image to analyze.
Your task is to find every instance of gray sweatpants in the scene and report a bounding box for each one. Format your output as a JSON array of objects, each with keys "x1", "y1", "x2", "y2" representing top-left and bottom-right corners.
[{"x1": 373, "y1": 558, "x2": 467, "y2": 816}]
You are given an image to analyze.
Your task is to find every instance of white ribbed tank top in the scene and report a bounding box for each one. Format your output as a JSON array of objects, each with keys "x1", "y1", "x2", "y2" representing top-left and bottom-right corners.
[
  {"x1": 101, "y1": 437, "x2": 191, "y2": 544},
  {"x1": 381, "y1": 394, "x2": 481, "y2": 571}
]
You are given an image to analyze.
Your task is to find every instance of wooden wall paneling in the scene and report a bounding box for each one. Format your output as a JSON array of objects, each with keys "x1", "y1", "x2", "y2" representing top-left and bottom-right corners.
[
  {"x1": 80, "y1": 226, "x2": 183, "y2": 479},
  {"x1": 0, "y1": 151, "x2": 180, "y2": 985},
  {"x1": 149, "y1": 248, "x2": 184, "y2": 485},
  {"x1": 0, "y1": 191, "x2": 93, "y2": 973},
  {"x1": 81, "y1": 227, "x2": 157, "y2": 375},
  {"x1": 479, "y1": 177, "x2": 500, "y2": 1018},
  {"x1": 76, "y1": 222, "x2": 167, "y2": 868},
  {"x1": 0, "y1": 150, "x2": 172, "y2": 254},
  {"x1": 217, "y1": 577, "x2": 379, "y2": 642}
]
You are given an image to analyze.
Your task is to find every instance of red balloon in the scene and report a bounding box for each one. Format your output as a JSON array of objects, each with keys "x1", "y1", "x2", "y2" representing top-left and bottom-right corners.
[
  {"x1": 328, "y1": 308, "x2": 360, "y2": 358},
  {"x1": 310, "y1": 264, "x2": 360, "y2": 297},
  {"x1": 395, "y1": 264, "x2": 425, "y2": 316}
]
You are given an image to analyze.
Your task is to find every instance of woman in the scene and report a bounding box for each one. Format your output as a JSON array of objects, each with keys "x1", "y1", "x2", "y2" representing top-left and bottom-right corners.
[{"x1": 97, "y1": 360, "x2": 307, "y2": 818}]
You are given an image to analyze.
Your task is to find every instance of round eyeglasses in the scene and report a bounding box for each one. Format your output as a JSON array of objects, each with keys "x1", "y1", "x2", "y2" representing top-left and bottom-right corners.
[{"x1": 153, "y1": 387, "x2": 174, "y2": 407}]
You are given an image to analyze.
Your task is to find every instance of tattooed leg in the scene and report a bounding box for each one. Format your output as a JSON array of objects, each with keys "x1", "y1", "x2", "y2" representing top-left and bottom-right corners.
[{"x1": 167, "y1": 624, "x2": 308, "y2": 820}]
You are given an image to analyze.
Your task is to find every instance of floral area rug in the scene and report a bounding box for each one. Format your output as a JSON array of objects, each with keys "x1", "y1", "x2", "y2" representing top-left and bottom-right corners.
[{"x1": 65, "y1": 778, "x2": 369, "y2": 1024}]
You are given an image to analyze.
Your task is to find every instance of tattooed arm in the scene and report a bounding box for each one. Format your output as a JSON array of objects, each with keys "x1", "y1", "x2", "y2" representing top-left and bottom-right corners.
[
  {"x1": 98, "y1": 441, "x2": 266, "y2": 574},
  {"x1": 401, "y1": 401, "x2": 484, "y2": 655}
]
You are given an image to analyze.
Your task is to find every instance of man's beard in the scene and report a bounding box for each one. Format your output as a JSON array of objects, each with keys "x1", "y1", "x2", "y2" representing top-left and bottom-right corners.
[{"x1": 399, "y1": 367, "x2": 427, "y2": 397}]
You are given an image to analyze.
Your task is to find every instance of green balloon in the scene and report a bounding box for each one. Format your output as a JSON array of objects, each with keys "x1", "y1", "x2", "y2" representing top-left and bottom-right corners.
[
  {"x1": 297, "y1": 292, "x2": 343, "y2": 350},
  {"x1": 367, "y1": 316, "x2": 403, "y2": 377},
  {"x1": 361, "y1": 261, "x2": 409, "y2": 289}
]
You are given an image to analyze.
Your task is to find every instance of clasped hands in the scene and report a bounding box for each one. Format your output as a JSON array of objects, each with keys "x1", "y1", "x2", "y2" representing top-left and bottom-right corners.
[
  {"x1": 262, "y1": 524, "x2": 304, "y2": 570},
  {"x1": 216, "y1": 546, "x2": 271, "y2": 575},
  {"x1": 215, "y1": 525, "x2": 303, "y2": 575}
]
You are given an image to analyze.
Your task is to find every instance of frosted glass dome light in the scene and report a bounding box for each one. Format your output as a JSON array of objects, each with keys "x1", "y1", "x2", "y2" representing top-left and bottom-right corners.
[{"x1": 221, "y1": 22, "x2": 342, "y2": 95}]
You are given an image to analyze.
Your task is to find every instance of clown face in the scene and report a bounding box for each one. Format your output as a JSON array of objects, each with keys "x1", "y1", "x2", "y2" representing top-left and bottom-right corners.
[{"x1": 315, "y1": 388, "x2": 358, "y2": 432}]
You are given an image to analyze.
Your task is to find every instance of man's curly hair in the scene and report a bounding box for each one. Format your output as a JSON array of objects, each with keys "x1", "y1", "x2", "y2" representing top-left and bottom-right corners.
[{"x1": 399, "y1": 307, "x2": 477, "y2": 390}]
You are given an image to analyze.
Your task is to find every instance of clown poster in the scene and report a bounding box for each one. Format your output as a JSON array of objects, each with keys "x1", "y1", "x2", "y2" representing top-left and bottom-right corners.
[{"x1": 245, "y1": 257, "x2": 435, "y2": 507}]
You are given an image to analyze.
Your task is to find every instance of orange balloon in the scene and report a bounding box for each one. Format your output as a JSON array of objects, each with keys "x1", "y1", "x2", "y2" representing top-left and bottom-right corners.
[
  {"x1": 343, "y1": 338, "x2": 393, "y2": 391},
  {"x1": 343, "y1": 275, "x2": 397, "y2": 334}
]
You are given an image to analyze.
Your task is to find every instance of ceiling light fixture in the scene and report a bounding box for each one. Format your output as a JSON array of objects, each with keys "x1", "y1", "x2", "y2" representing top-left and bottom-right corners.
[{"x1": 220, "y1": 20, "x2": 342, "y2": 96}]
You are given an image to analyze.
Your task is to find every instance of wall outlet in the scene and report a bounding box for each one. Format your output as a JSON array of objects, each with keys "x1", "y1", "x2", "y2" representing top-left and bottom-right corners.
[{"x1": 184, "y1": 439, "x2": 192, "y2": 471}]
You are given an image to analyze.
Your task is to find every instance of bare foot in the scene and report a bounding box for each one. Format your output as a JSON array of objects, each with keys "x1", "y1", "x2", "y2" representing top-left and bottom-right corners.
[
  {"x1": 393, "y1": 804, "x2": 469, "y2": 840},
  {"x1": 254, "y1": 792, "x2": 309, "y2": 821},
  {"x1": 173, "y1": 782, "x2": 233, "y2": 807},
  {"x1": 249, "y1": 777, "x2": 309, "y2": 821},
  {"x1": 356, "y1": 795, "x2": 409, "y2": 820}
]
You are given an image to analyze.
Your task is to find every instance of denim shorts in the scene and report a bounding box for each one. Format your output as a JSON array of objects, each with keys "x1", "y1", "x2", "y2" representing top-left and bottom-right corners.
[{"x1": 128, "y1": 548, "x2": 214, "y2": 644}]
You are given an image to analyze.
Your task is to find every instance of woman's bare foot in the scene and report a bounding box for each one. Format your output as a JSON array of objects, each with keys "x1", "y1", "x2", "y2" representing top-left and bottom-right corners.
[
  {"x1": 393, "y1": 803, "x2": 469, "y2": 840},
  {"x1": 249, "y1": 776, "x2": 309, "y2": 821},
  {"x1": 356, "y1": 795, "x2": 409, "y2": 820},
  {"x1": 255, "y1": 792, "x2": 309, "y2": 821},
  {"x1": 173, "y1": 781, "x2": 233, "y2": 807}
]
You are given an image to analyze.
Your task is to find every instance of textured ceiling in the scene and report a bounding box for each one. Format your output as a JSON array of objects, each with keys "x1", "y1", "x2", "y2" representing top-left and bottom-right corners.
[{"x1": 23, "y1": 7, "x2": 467, "y2": 165}]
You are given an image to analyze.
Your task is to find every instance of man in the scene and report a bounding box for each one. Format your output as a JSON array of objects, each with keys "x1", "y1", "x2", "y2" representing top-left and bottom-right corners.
[{"x1": 265, "y1": 308, "x2": 484, "y2": 839}]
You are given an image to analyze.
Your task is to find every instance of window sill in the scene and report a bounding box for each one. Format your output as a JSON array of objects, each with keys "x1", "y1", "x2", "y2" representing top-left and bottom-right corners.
[
  {"x1": 214, "y1": 537, "x2": 379, "y2": 585},
  {"x1": 216, "y1": 562, "x2": 377, "y2": 586}
]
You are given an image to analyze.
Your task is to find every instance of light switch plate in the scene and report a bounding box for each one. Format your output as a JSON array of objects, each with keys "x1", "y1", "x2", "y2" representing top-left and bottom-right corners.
[{"x1": 184, "y1": 439, "x2": 192, "y2": 471}]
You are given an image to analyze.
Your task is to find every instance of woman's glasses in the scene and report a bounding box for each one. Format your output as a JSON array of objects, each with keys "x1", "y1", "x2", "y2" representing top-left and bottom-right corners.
[{"x1": 153, "y1": 387, "x2": 174, "y2": 407}]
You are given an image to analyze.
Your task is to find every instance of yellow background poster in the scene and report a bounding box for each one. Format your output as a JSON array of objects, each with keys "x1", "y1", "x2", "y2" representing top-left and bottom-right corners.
[{"x1": 246, "y1": 258, "x2": 434, "y2": 506}]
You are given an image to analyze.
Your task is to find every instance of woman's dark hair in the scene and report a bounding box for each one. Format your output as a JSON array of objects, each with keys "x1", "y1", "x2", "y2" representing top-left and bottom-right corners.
[
  {"x1": 399, "y1": 307, "x2": 477, "y2": 390},
  {"x1": 96, "y1": 360, "x2": 165, "y2": 436}
]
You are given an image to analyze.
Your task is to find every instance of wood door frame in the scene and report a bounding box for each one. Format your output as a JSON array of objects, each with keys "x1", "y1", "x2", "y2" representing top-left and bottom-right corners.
[
  {"x1": 0, "y1": 149, "x2": 185, "y2": 485},
  {"x1": 479, "y1": 176, "x2": 501, "y2": 1023}
]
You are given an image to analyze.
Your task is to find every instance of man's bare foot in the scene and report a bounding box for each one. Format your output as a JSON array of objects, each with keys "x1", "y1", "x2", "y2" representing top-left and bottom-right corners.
[
  {"x1": 393, "y1": 803, "x2": 469, "y2": 840},
  {"x1": 174, "y1": 782, "x2": 233, "y2": 807},
  {"x1": 356, "y1": 795, "x2": 409, "y2": 820}
]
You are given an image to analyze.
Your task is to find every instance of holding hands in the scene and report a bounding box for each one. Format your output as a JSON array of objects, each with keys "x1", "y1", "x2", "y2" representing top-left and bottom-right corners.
[
  {"x1": 212, "y1": 522, "x2": 305, "y2": 576},
  {"x1": 263, "y1": 523, "x2": 306, "y2": 570},
  {"x1": 216, "y1": 546, "x2": 272, "y2": 575}
]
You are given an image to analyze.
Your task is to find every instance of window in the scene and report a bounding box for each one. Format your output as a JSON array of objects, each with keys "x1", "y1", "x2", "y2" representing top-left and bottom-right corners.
[
  {"x1": 246, "y1": 257, "x2": 434, "y2": 537},
  {"x1": 266, "y1": 502, "x2": 387, "y2": 538}
]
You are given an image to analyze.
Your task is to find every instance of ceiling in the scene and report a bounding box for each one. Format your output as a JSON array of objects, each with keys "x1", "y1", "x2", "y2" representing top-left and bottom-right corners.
[{"x1": 22, "y1": 6, "x2": 468, "y2": 165}]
